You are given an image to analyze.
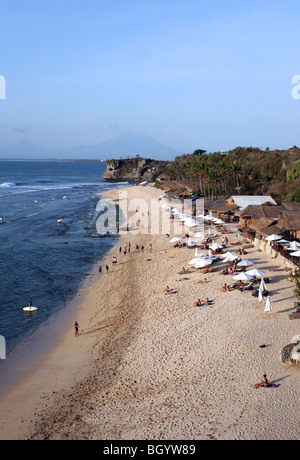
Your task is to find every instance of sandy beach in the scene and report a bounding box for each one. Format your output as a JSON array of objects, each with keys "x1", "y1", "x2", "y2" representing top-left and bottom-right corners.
[{"x1": 0, "y1": 184, "x2": 300, "y2": 440}]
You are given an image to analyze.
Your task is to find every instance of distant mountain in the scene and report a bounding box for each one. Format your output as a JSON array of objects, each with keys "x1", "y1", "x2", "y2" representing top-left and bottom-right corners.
[
  {"x1": 0, "y1": 133, "x2": 181, "y2": 161},
  {"x1": 0, "y1": 141, "x2": 51, "y2": 159}
]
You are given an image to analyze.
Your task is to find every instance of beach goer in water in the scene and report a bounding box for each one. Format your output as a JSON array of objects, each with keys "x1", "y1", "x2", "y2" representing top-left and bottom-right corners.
[
  {"x1": 254, "y1": 374, "x2": 270, "y2": 388},
  {"x1": 29, "y1": 299, "x2": 33, "y2": 309},
  {"x1": 74, "y1": 320, "x2": 79, "y2": 337}
]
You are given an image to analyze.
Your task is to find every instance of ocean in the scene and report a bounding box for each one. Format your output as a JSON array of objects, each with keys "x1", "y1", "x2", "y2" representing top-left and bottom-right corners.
[{"x1": 0, "y1": 160, "x2": 128, "y2": 353}]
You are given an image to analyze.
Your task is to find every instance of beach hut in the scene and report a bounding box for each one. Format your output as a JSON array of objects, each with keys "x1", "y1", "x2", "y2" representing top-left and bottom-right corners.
[{"x1": 264, "y1": 296, "x2": 272, "y2": 312}]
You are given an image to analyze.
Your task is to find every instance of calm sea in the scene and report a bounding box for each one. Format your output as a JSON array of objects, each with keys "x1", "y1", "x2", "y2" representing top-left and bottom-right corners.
[{"x1": 0, "y1": 161, "x2": 128, "y2": 353}]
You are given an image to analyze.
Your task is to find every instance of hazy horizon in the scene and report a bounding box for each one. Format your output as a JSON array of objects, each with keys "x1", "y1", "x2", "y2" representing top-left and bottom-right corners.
[{"x1": 1, "y1": 1, "x2": 300, "y2": 158}]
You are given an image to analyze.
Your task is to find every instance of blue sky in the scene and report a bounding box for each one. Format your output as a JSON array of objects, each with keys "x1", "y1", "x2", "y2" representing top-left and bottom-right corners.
[{"x1": 1, "y1": 0, "x2": 300, "y2": 156}]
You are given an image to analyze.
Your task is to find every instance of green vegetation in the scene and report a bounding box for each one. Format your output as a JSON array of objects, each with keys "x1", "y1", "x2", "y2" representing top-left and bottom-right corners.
[
  {"x1": 159, "y1": 147, "x2": 300, "y2": 202},
  {"x1": 289, "y1": 269, "x2": 300, "y2": 301}
]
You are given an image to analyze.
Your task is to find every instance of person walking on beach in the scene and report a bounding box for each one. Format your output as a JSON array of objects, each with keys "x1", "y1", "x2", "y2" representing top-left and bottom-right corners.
[
  {"x1": 74, "y1": 320, "x2": 79, "y2": 337},
  {"x1": 99, "y1": 265, "x2": 102, "y2": 273},
  {"x1": 106, "y1": 264, "x2": 109, "y2": 273}
]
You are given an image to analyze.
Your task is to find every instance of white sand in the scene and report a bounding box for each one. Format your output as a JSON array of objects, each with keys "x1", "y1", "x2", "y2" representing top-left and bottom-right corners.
[{"x1": 0, "y1": 184, "x2": 299, "y2": 440}]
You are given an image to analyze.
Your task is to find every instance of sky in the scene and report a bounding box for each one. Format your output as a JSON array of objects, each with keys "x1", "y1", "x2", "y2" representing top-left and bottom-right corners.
[{"x1": 1, "y1": 0, "x2": 300, "y2": 157}]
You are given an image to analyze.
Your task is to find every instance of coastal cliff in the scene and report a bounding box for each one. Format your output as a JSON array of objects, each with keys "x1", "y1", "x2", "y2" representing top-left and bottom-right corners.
[{"x1": 102, "y1": 157, "x2": 169, "y2": 182}]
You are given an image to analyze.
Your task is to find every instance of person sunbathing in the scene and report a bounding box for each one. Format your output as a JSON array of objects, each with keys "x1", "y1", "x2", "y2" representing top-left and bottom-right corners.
[
  {"x1": 197, "y1": 278, "x2": 207, "y2": 284},
  {"x1": 204, "y1": 297, "x2": 213, "y2": 304},
  {"x1": 194, "y1": 299, "x2": 202, "y2": 307},
  {"x1": 222, "y1": 283, "x2": 230, "y2": 292},
  {"x1": 178, "y1": 267, "x2": 186, "y2": 274},
  {"x1": 163, "y1": 286, "x2": 174, "y2": 294},
  {"x1": 254, "y1": 374, "x2": 270, "y2": 389}
]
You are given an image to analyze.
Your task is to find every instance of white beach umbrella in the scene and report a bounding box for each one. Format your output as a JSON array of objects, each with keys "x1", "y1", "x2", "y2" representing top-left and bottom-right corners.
[
  {"x1": 287, "y1": 241, "x2": 300, "y2": 250},
  {"x1": 208, "y1": 249, "x2": 212, "y2": 258},
  {"x1": 188, "y1": 254, "x2": 208, "y2": 264},
  {"x1": 246, "y1": 268, "x2": 266, "y2": 277},
  {"x1": 264, "y1": 296, "x2": 272, "y2": 312},
  {"x1": 194, "y1": 248, "x2": 208, "y2": 258},
  {"x1": 194, "y1": 259, "x2": 213, "y2": 268},
  {"x1": 209, "y1": 243, "x2": 223, "y2": 251},
  {"x1": 221, "y1": 251, "x2": 239, "y2": 259},
  {"x1": 260, "y1": 278, "x2": 267, "y2": 292},
  {"x1": 290, "y1": 250, "x2": 300, "y2": 257},
  {"x1": 265, "y1": 234, "x2": 282, "y2": 241},
  {"x1": 236, "y1": 259, "x2": 255, "y2": 267},
  {"x1": 194, "y1": 232, "x2": 206, "y2": 239},
  {"x1": 223, "y1": 254, "x2": 239, "y2": 263},
  {"x1": 258, "y1": 288, "x2": 264, "y2": 302},
  {"x1": 277, "y1": 239, "x2": 290, "y2": 244},
  {"x1": 185, "y1": 219, "x2": 197, "y2": 228},
  {"x1": 232, "y1": 272, "x2": 253, "y2": 281},
  {"x1": 214, "y1": 219, "x2": 225, "y2": 224},
  {"x1": 169, "y1": 237, "x2": 181, "y2": 243}
]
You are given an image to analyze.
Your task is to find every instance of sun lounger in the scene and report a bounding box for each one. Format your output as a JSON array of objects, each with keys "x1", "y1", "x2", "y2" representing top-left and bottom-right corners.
[
  {"x1": 289, "y1": 311, "x2": 300, "y2": 320},
  {"x1": 238, "y1": 282, "x2": 254, "y2": 291},
  {"x1": 252, "y1": 289, "x2": 269, "y2": 297}
]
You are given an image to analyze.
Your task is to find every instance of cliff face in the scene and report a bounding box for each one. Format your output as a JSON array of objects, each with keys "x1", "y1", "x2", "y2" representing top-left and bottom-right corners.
[{"x1": 102, "y1": 157, "x2": 168, "y2": 182}]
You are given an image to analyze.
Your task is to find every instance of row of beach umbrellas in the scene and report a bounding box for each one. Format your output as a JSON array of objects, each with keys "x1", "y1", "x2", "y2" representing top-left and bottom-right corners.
[{"x1": 265, "y1": 234, "x2": 300, "y2": 257}]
